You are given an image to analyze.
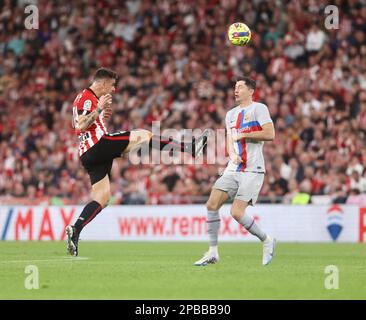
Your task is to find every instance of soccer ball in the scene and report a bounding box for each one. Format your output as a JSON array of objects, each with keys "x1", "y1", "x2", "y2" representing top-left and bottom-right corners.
[{"x1": 227, "y1": 22, "x2": 251, "y2": 46}]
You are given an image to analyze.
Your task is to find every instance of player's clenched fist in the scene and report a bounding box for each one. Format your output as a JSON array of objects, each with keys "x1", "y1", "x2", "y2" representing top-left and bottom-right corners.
[{"x1": 98, "y1": 94, "x2": 112, "y2": 111}]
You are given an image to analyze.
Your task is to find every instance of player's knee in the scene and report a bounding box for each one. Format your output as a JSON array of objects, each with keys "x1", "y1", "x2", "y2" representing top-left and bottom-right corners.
[
  {"x1": 230, "y1": 209, "x2": 243, "y2": 221},
  {"x1": 131, "y1": 129, "x2": 152, "y2": 144},
  {"x1": 206, "y1": 200, "x2": 220, "y2": 212},
  {"x1": 144, "y1": 133, "x2": 153, "y2": 145},
  {"x1": 142, "y1": 131, "x2": 153, "y2": 144},
  {"x1": 145, "y1": 130, "x2": 153, "y2": 140}
]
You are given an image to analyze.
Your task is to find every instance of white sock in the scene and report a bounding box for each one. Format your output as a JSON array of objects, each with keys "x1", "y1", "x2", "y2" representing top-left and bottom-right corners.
[
  {"x1": 209, "y1": 245, "x2": 218, "y2": 255},
  {"x1": 207, "y1": 210, "x2": 220, "y2": 246},
  {"x1": 238, "y1": 214, "x2": 267, "y2": 242}
]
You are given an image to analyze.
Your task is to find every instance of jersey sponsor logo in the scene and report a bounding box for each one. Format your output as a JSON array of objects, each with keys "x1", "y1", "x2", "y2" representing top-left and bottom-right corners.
[
  {"x1": 229, "y1": 117, "x2": 236, "y2": 129},
  {"x1": 83, "y1": 100, "x2": 92, "y2": 111},
  {"x1": 79, "y1": 132, "x2": 91, "y2": 143}
]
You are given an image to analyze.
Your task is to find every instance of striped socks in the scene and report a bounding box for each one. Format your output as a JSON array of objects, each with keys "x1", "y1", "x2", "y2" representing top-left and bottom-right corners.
[{"x1": 238, "y1": 214, "x2": 267, "y2": 241}]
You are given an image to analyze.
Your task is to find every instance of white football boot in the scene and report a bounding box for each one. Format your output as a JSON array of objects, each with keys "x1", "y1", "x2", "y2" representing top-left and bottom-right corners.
[
  {"x1": 194, "y1": 251, "x2": 219, "y2": 266},
  {"x1": 65, "y1": 225, "x2": 79, "y2": 257},
  {"x1": 262, "y1": 236, "x2": 276, "y2": 266}
]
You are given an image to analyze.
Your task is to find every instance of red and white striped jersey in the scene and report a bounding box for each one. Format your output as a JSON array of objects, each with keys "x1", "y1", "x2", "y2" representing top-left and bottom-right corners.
[{"x1": 72, "y1": 88, "x2": 108, "y2": 157}]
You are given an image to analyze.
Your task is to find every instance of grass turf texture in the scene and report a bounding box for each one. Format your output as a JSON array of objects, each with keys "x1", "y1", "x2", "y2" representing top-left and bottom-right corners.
[{"x1": 0, "y1": 242, "x2": 365, "y2": 299}]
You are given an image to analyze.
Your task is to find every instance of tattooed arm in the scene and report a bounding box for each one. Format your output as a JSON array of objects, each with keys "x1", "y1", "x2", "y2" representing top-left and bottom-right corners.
[
  {"x1": 78, "y1": 108, "x2": 103, "y2": 132},
  {"x1": 77, "y1": 94, "x2": 112, "y2": 132}
]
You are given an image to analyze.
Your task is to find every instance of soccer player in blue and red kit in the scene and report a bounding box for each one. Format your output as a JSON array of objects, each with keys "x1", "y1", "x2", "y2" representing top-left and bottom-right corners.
[{"x1": 194, "y1": 77, "x2": 276, "y2": 266}]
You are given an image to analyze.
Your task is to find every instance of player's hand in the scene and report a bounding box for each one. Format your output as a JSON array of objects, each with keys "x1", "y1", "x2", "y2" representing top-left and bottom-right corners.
[
  {"x1": 230, "y1": 153, "x2": 243, "y2": 164},
  {"x1": 232, "y1": 132, "x2": 245, "y2": 141},
  {"x1": 98, "y1": 94, "x2": 112, "y2": 110},
  {"x1": 103, "y1": 106, "x2": 112, "y2": 120}
]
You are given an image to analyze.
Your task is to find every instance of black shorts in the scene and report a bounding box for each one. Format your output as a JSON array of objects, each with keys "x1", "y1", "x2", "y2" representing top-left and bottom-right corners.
[{"x1": 80, "y1": 131, "x2": 131, "y2": 185}]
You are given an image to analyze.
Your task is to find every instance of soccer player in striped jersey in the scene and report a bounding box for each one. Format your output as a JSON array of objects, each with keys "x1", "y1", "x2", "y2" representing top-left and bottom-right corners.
[
  {"x1": 66, "y1": 68, "x2": 208, "y2": 256},
  {"x1": 194, "y1": 76, "x2": 276, "y2": 266}
]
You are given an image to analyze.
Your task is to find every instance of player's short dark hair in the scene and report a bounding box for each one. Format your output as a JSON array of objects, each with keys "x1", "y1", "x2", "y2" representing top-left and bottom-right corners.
[
  {"x1": 93, "y1": 68, "x2": 118, "y2": 81},
  {"x1": 236, "y1": 76, "x2": 256, "y2": 91}
]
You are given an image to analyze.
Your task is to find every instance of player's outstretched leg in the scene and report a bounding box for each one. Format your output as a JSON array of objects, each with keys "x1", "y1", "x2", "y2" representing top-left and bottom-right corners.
[
  {"x1": 149, "y1": 129, "x2": 210, "y2": 157},
  {"x1": 123, "y1": 128, "x2": 209, "y2": 157},
  {"x1": 231, "y1": 199, "x2": 276, "y2": 265},
  {"x1": 66, "y1": 175, "x2": 110, "y2": 256},
  {"x1": 194, "y1": 189, "x2": 229, "y2": 266}
]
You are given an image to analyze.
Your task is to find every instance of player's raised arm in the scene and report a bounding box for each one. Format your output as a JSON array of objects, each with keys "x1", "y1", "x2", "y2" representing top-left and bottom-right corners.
[
  {"x1": 233, "y1": 102, "x2": 275, "y2": 142},
  {"x1": 77, "y1": 94, "x2": 112, "y2": 132}
]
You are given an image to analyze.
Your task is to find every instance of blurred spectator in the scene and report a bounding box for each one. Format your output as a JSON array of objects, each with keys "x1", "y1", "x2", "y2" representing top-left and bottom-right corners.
[
  {"x1": 349, "y1": 170, "x2": 366, "y2": 193},
  {"x1": 291, "y1": 179, "x2": 312, "y2": 204},
  {"x1": 305, "y1": 23, "x2": 327, "y2": 52}
]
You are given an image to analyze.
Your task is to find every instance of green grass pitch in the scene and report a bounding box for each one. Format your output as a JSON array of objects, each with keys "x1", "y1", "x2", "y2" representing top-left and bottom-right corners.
[{"x1": 0, "y1": 242, "x2": 365, "y2": 299}]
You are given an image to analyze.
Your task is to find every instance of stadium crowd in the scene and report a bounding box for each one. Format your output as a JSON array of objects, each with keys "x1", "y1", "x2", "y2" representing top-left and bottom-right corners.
[{"x1": 1, "y1": 0, "x2": 366, "y2": 205}]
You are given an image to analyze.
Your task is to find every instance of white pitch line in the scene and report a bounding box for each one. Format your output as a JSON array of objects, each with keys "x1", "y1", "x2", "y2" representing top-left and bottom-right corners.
[{"x1": 0, "y1": 257, "x2": 90, "y2": 263}]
